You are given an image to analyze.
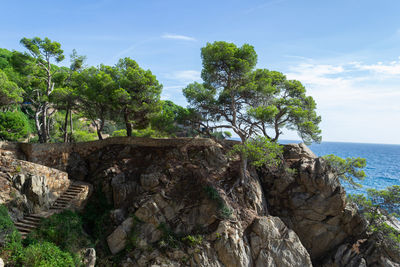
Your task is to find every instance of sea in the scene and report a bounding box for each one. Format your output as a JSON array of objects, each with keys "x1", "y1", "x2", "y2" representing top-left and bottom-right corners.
[{"x1": 282, "y1": 140, "x2": 400, "y2": 196}]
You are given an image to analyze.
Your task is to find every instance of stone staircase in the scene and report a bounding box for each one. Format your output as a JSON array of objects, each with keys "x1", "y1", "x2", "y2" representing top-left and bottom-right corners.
[{"x1": 15, "y1": 182, "x2": 88, "y2": 239}]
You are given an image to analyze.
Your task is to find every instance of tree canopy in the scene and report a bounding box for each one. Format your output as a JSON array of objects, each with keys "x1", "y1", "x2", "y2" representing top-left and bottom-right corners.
[{"x1": 183, "y1": 41, "x2": 321, "y2": 144}]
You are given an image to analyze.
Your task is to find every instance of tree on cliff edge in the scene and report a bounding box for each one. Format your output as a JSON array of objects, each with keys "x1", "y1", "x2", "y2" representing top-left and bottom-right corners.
[
  {"x1": 183, "y1": 41, "x2": 321, "y2": 182},
  {"x1": 20, "y1": 37, "x2": 65, "y2": 143}
]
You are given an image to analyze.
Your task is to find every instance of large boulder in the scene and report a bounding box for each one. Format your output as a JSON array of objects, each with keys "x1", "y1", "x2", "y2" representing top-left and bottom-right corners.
[{"x1": 249, "y1": 216, "x2": 312, "y2": 267}]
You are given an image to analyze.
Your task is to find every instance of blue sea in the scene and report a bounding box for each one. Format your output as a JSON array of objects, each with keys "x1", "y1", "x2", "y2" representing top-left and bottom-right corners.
[{"x1": 283, "y1": 141, "x2": 400, "y2": 195}]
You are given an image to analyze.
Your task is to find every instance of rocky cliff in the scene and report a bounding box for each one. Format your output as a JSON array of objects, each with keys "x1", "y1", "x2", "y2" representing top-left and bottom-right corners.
[{"x1": 0, "y1": 137, "x2": 399, "y2": 266}]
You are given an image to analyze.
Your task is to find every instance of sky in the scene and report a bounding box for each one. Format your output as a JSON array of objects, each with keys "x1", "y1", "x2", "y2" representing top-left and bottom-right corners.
[{"x1": 1, "y1": 0, "x2": 400, "y2": 144}]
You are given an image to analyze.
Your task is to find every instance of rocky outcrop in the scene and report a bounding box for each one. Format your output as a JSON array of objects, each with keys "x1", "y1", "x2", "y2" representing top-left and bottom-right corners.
[
  {"x1": 259, "y1": 144, "x2": 367, "y2": 262},
  {"x1": 1, "y1": 138, "x2": 399, "y2": 266},
  {"x1": 0, "y1": 155, "x2": 70, "y2": 208}
]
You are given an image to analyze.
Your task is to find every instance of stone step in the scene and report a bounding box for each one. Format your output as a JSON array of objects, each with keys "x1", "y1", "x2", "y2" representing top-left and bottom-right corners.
[
  {"x1": 59, "y1": 193, "x2": 77, "y2": 198},
  {"x1": 69, "y1": 184, "x2": 85, "y2": 189},
  {"x1": 28, "y1": 214, "x2": 43, "y2": 219},
  {"x1": 64, "y1": 189, "x2": 82, "y2": 194},
  {"x1": 15, "y1": 222, "x2": 37, "y2": 229},
  {"x1": 15, "y1": 225, "x2": 34, "y2": 233},
  {"x1": 55, "y1": 199, "x2": 70, "y2": 204},
  {"x1": 15, "y1": 219, "x2": 40, "y2": 227},
  {"x1": 23, "y1": 216, "x2": 42, "y2": 223},
  {"x1": 15, "y1": 181, "x2": 91, "y2": 238}
]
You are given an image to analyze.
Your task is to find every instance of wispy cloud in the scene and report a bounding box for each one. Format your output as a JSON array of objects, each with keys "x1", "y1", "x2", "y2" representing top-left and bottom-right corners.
[
  {"x1": 165, "y1": 70, "x2": 201, "y2": 83},
  {"x1": 161, "y1": 34, "x2": 196, "y2": 41},
  {"x1": 285, "y1": 57, "x2": 400, "y2": 143},
  {"x1": 351, "y1": 59, "x2": 400, "y2": 76}
]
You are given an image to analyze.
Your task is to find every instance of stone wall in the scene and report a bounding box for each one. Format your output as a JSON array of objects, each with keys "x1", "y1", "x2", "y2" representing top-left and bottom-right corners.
[
  {"x1": 17, "y1": 137, "x2": 222, "y2": 172},
  {"x1": 0, "y1": 141, "x2": 24, "y2": 160},
  {"x1": 0, "y1": 156, "x2": 70, "y2": 205}
]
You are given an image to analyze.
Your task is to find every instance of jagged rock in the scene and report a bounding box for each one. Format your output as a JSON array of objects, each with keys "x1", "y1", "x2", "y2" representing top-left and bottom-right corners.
[
  {"x1": 283, "y1": 143, "x2": 317, "y2": 160},
  {"x1": 21, "y1": 174, "x2": 50, "y2": 212},
  {"x1": 259, "y1": 149, "x2": 366, "y2": 260},
  {"x1": 12, "y1": 174, "x2": 25, "y2": 190},
  {"x1": 111, "y1": 173, "x2": 142, "y2": 208},
  {"x1": 249, "y1": 216, "x2": 312, "y2": 267},
  {"x1": 107, "y1": 217, "x2": 135, "y2": 254},
  {"x1": 140, "y1": 172, "x2": 161, "y2": 190},
  {"x1": 213, "y1": 221, "x2": 252, "y2": 267},
  {"x1": 111, "y1": 209, "x2": 126, "y2": 225},
  {"x1": 82, "y1": 248, "x2": 96, "y2": 267}
]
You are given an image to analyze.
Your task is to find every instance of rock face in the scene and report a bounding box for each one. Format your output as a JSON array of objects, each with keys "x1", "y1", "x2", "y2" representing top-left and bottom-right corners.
[
  {"x1": 259, "y1": 144, "x2": 367, "y2": 261},
  {"x1": 75, "y1": 141, "x2": 313, "y2": 266},
  {"x1": 1, "y1": 138, "x2": 399, "y2": 266}
]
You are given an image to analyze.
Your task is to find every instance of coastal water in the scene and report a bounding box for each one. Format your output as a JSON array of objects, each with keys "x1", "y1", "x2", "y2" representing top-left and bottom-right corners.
[{"x1": 284, "y1": 140, "x2": 400, "y2": 196}]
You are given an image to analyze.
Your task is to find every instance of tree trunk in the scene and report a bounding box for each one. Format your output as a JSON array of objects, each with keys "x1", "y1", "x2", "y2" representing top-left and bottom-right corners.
[
  {"x1": 239, "y1": 135, "x2": 248, "y2": 184},
  {"x1": 69, "y1": 110, "x2": 73, "y2": 142},
  {"x1": 124, "y1": 110, "x2": 132, "y2": 137},
  {"x1": 40, "y1": 105, "x2": 48, "y2": 143},
  {"x1": 97, "y1": 129, "x2": 103, "y2": 140},
  {"x1": 240, "y1": 154, "x2": 248, "y2": 184},
  {"x1": 35, "y1": 108, "x2": 44, "y2": 143},
  {"x1": 96, "y1": 120, "x2": 104, "y2": 140},
  {"x1": 63, "y1": 109, "x2": 69, "y2": 143}
]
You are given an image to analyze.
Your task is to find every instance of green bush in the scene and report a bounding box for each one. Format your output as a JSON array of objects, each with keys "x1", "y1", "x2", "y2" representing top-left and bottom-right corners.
[
  {"x1": 70, "y1": 130, "x2": 97, "y2": 142},
  {"x1": 21, "y1": 241, "x2": 75, "y2": 267},
  {"x1": 24, "y1": 210, "x2": 90, "y2": 255},
  {"x1": 204, "y1": 185, "x2": 232, "y2": 219},
  {"x1": 111, "y1": 129, "x2": 127, "y2": 137},
  {"x1": 0, "y1": 111, "x2": 30, "y2": 141},
  {"x1": 0, "y1": 205, "x2": 23, "y2": 263}
]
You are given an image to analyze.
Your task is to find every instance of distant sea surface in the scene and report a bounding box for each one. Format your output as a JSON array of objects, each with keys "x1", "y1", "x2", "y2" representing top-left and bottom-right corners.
[{"x1": 280, "y1": 140, "x2": 400, "y2": 195}]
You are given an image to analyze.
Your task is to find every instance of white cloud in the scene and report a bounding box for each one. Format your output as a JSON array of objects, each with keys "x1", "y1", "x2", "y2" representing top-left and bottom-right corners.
[
  {"x1": 352, "y1": 60, "x2": 400, "y2": 75},
  {"x1": 161, "y1": 34, "x2": 196, "y2": 41},
  {"x1": 285, "y1": 57, "x2": 400, "y2": 144},
  {"x1": 166, "y1": 70, "x2": 201, "y2": 83}
]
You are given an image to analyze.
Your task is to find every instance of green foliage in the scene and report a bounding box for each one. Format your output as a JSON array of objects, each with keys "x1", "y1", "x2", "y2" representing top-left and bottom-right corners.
[
  {"x1": 0, "y1": 69, "x2": 23, "y2": 108},
  {"x1": 0, "y1": 205, "x2": 23, "y2": 263},
  {"x1": 80, "y1": 188, "x2": 112, "y2": 247},
  {"x1": 349, "y1": 185, "x2": 400, "y2": 250},
  {"x1": 183, "y1": 41, "x2": 321, "y2": 144},
  {"x1": 151, "y1": 100, "x2": 191, "y2": 136},
  {"x1": 229, "y1": 136, "x2": 283, "y2": 168},
  {"x1": 24, "y1": 210, "x2": 91, "y2": 255},
  {"x1": 182, "y1": 235, "x2": 203, "y2": 247},
  {"x1": 20, "y1": 37, "x2": 64, "y2": 63},
  {"x1": 323, "y1": 154, "x2": 366, "y2": 188},
  {"x1": 204, "y1": 185, "x2": 232, "y2": 219},
  {"x1": 111, "y1": 57, "x2": 162, "y2": 136},
  {"x1": 71, "y1": 130, "x2": 97, "y2": 142},
  {"x1": 20, "y1": 241, "x2": 75, "y2": 267},
  {"x1": 0, "y1": 111, "x2": 30, "y2": 141},
  {"x1": 157, "y1": 222, "x2": 182, "y2": 250},
  {"x1": 112, "y1": 129, "x2": 127, "y2": 137},
  {"x1": 211, "y1": 131, "x2": 232, "y2": 140},
  {"x1": 125, "y1": 216, "x2": 142, "y2": 251}
]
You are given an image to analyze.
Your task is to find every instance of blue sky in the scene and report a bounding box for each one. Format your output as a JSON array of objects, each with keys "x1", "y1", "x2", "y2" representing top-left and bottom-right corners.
[{"x1": 1, "y1": 0, "x2": 400, "y2": 144}]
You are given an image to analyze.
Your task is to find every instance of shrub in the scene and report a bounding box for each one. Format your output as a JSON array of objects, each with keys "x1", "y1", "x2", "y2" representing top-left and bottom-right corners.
[
  {"x1": 182, "y1": 235, "x2": 203, "y2": 247},
  {"x1": 0, "y1": 111, "x2": 30, "y2": 141},
  {"x1": 70, "y1": 130, "x2": 97, "y2": 142},
  {"x1": 21, "y1": 241, "x2": 75, "y2": 267},
  {"x1": 204, "y1": 186, "x2": 232, "y2": 219},
  {"x1": 349, "y1": 185, "x2": 400, "y2": 250},
  {"x1": 0, "y1": 205, "x2": 23, "y2": 263},
  {"x1": 112, "y1": 129, "x2": 127, "y2": 137},
  {"x1": 24, "y1": 210, "x2": 91, "y2": 263}
]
